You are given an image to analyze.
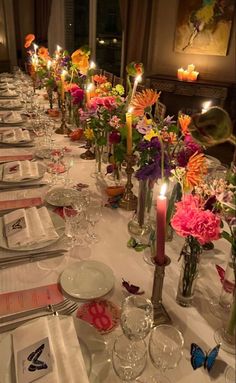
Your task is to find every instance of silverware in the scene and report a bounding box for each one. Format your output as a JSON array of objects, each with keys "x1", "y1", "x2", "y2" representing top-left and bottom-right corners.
[
  {"x1": 0, "y1": 298, "x2": 73, "y2": 323},
  {"x1": 0, "y1": 303, "x2": 78, "y2": 333},
  {"x1": 0, "y1": 250, "x2": 66, "y2": 269}
]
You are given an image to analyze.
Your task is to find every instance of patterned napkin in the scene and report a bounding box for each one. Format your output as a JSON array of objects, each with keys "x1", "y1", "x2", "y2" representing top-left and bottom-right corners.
[{"x1": 12, "y1": 316, "x2": 89, "y2": 383}]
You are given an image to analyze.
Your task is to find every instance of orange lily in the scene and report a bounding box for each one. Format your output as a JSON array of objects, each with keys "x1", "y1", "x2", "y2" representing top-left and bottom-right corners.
[{"x1": 130, "y1": 89, "x2": 160, "y2": 116}]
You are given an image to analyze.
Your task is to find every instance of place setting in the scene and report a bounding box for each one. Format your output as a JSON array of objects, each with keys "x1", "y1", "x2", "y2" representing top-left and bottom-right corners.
[
  {"x1": 0, "y1": 128, "x2": 34, "y2": 147},
  {"x1": 0, "y1": 111, "x2": 26, "y2": 126}
]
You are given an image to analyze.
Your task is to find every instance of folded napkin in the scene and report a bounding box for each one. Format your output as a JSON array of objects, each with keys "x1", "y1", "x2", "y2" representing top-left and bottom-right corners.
[
  {"x1": 2, "y1": 160, "x2": 39, "y2": 181},
  {"x1": 12, "y1": 316, "x2": 89, "y2": 383},
  {"x1": 0, "y1": 100, "x2": 22, "y2": 109},
  {"x1": 1, "y1": 111, "x2": 22, "y2": 123},
  {"x1": 2, "y1": 129, "x2": 31, "y2": 143},
  {"x1": 0, "y1": 89, "x2": 17, "y2": 97},
  {"x1": 3, "y1": 206, "x2": 59, "y2": 248},
  {"x1": 0, "y1": 83, "x2": 15, "y2": 90}
]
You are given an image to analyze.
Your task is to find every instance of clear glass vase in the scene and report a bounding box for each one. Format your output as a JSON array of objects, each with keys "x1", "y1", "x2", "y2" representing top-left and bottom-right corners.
[
  {"x1": 128, "y1": 179, "x2": 153, "y2": 243},
  {"x1": 176, "y1": 236, "x2": 202, "y2": 307}
]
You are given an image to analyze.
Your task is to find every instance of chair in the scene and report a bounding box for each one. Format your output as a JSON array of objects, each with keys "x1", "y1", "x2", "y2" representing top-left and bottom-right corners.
[
  {"x1": 93, "y1": 69, "x2": 103, "y2": 76},
  {"x1": 103, "y1": 71, "x2": 114, "y2": 83},
  {"x1": 113, "y1": 75, "x2": 124, "y2": 86},
  {"x1": 154, "y1": 100, "x2": 166, "y2": 120}
]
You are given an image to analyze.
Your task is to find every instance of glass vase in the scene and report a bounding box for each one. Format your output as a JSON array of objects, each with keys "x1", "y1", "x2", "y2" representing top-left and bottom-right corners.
[
  {"x1": 176, "y1": 236, "x2": 202, "y2": 307},
  {"x1": 128, "y1": 179, "x2": 153, "y2": 243}
]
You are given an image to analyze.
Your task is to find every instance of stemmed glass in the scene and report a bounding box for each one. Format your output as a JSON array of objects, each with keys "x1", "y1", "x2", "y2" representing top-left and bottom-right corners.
[
  {"x1": 85, "y1": 200, "x2": 102, "y2": 243},
  {"x1": 120, "y1": 296, "x2": 153, "y2": 341},
  {"x1": 63, "y1": 206, "x2": 86, "y2": 251},
  {"x1": 148, "y1": 325, "x2": 184, "y2": 383},
  {"x1": 112, "y1": 334, "x2": 147, "y2": 382}
]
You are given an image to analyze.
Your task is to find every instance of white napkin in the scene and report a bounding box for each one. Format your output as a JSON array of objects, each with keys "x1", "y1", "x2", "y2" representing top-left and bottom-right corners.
[
  {"x1": 2, "y1": 111, "x2": 22, "y2": 123},
  {"x1": 12, "y1": 316, "x2": 90, "y2": 383},
  {"x1": 3, "y1": 208, "x2": 31, "y2": 248},
  {"x1": 2, "y1": 129, "x2": 31, "y2": 143},
  {"x1": 26, "y1": 207, "x2": 47, "y2": 243},
  {"x1": 0, "y1": 83, "x2": 15, "y2": 90},
  {"x1": 2, "y1": 161, "x2": 39, "y2": 181},
  {"x1": 0, "y1": 89, "x2": 17, "y2": 97},
  {"x1": 3, "y1": 161, "x2": 22, "y2": 181},
  {"x1": 38, "y1": 206, "x2": 59, "y2": 241}
]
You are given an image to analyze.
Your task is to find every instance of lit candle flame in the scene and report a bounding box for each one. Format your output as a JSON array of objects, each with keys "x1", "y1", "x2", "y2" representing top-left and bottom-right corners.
[
  {"x1": 160, "y1": 183, "x2": 167, "y2": 197},
  {"x1": 33, "y1": 43, "x2": 38, "y2": 52},
  {"x1": 128, "y1": 106, "x2": 133, "y2": 114},
  {"x1": 56, "y1": 45, "x2": 62, "y2": 52},
  {"x1": 135, "y1": 74, "x2": 142, "y2": 83},
  {"x1": 87, "y1": 83, "x2": 94, "y2": 92},
  {"x1": 202, "y1": 101, "x2": 211, "y2": 112},
  {"x1": 90, "y1": 61, "x2": 96, "y2": 69},
  {"x1": 61, "y1": 69, "x2": 67, "y2": 78},
  {"x1": 47, "y1": 60, "x2": 52, "y2": 70}
]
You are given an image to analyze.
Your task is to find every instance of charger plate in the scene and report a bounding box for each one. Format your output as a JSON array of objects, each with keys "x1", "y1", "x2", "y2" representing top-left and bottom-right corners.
[
  {"x1": 0, "y1": 317, "x2": 109, "y2": 383},
  {"x1": 0, "y1": 210, "x2": 65, "y2": 252},
  {"x1": 60, "y1": 261, "x2": 115, "y2": 300}
]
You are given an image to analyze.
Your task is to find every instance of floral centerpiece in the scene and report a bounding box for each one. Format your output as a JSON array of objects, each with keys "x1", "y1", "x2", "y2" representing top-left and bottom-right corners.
[{"x1": 171, "y1": 194, "x2": 221, "y2": 306}]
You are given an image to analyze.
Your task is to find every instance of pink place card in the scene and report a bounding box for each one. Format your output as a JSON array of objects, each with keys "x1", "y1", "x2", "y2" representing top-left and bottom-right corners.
[
  {"x1": 0, "y1": 197, "x2": 43, "y2": 211},
  {"x1": 0, "y1": 283, "x2": 64, "y2": 316},
  {"x1": 0, "y1": 154, "x2": 33, "y2": 162}
]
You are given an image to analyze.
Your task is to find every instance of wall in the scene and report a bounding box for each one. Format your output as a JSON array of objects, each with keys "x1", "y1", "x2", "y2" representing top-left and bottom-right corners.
[{"x1": 147, "y1": 0, "x2": 236, "y2": 83}]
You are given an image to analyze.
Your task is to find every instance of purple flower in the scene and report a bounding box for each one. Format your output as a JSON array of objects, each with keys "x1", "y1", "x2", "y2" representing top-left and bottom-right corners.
[
  {"x1": 184, "y1": 134, "x2": 202, "y2": 153},
  {"x1": 136, "y1": 118, "x2": 152, "y2": 135},
  {"x1": 163, "y1": 115, "x2": 176, "y2": 125},
  {"x1": 177, "y1": 134, "x2": 203, "y2": 167}
]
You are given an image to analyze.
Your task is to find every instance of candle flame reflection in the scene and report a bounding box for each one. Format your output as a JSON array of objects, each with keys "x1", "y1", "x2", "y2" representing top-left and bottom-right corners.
[{"x1": 160, "y1": 183, "x2": 167, "y2": 197}]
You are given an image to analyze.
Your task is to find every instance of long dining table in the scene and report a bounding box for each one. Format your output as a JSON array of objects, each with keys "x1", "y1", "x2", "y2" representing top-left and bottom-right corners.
[{"x1": 0, "y1": 89, "x2": 235, "y2": 383}]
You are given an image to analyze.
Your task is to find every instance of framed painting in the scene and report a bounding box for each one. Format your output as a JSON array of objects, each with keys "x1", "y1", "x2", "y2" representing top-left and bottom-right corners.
[{"x1": 174, "y1": 0, "x2": 235, "y2": 56}]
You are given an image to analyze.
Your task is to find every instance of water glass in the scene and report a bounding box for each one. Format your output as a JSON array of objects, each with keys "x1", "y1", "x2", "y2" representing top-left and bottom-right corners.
[
  {"x1": 120, "y1": 296, "x2": 153, "y2": 341},
  {"x1": 63, "y1": 207, "x2": 85, "y2": 248},
  {"x1": 112, "y1": 334, "x2": 147, "y2": 381},
  {"x1": 149, "y1": 325, "x2": 184, "y2": 372}
]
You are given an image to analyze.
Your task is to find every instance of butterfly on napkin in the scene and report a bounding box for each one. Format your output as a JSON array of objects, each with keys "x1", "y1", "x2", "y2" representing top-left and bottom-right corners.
[
  {"x1": 122, "y1": 279, "x2": 145, "y2": 295},
  {"x1": 215, "y1": 265, "x2": 235, "y2": 294},
  {"x1": 190, "y1": 343, "x2": 220, "y2": 372},
  {"x1": 27, "y1": 343, "x2": 48, "y2": 372}
]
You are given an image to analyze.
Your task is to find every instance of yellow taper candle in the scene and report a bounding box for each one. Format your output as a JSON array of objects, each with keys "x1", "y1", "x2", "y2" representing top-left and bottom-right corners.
[
  {"x1": 126, "y1": 107, "x2": 133, "y2": 155},
  {"x1": 60, "y1": 69, "x2": 67, "y2": 102}
]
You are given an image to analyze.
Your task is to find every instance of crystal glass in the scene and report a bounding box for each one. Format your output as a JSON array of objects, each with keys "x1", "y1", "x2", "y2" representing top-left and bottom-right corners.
[
  {"x1": 85, "y1": 200, "x2": 102, "y2": 243},
  {"x1": 149, "y1": 325, "x2": 184, "y2": 382},
  {"x1": 120, "y1": 296, "x2": 153, "y2": 341},
  {"x1": 112, "y1": 335, "x2": 147, "y2": 382},
  {"x1": 63, "y1": 207, "x2": 86, "y2": 250}
]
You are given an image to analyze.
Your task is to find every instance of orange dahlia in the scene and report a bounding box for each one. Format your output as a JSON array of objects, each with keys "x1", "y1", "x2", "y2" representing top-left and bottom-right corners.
[
  {"x1": 93, "y1": 75, "x2": 107, "y2": 84},
  {"x1": 38, "y1": 47, "x2": 50, "y2": 60},
  {"x1": 71, "y1": 49, "x2": 89, "y2": 75},
  {"x1": 24, "y1": 34, "x2": 35, "y2": 48},
  {"x1": 130, "y1": 89, "x2": 160, "y2": 116},
  {"x1": 185, "y1": 152, "x2": 207, "y2": 189},
  {"x1": 178, "y1": 114, "x2": 191, "y2": 135}
]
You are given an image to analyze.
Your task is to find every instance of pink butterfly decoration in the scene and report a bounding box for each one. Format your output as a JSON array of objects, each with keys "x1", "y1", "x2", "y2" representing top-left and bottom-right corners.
[{"x1": 215, "y1": 265, "x2": 235, "y2": 294}]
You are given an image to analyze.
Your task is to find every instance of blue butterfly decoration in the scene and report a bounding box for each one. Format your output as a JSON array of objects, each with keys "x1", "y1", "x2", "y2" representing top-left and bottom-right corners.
[{"x1": 190, "y1": 343, "x2": 220, "y2": 372}]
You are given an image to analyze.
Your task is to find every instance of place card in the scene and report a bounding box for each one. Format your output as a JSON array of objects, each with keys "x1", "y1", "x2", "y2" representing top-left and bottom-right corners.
[
  {"x1": 5, "y1": 215, "x2": 26, "y2": 237},
  {"x1": 15, "y1": 337, "x2": 52, "y2": 383},
  {"x1": 0, "y1": 283, "x2": 63, "y2": 316}
]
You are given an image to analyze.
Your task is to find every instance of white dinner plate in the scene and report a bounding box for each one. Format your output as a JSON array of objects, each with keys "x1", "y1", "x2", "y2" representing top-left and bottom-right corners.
[
  {"x1": 0, "y1": 317, "x2": 109, "y2": 383},
  {"x1": 46, "y1": 187, "x2": 81, "y2": 207},
  {"x1": 60, "y1": 261, "x2": 115, "y2": 299},
  {"x1": 0, "y1": 210, "x2": 65, "y2": 252},
  {"x1": 0, "y1": 162, "x2": 46, "y2": 184}
]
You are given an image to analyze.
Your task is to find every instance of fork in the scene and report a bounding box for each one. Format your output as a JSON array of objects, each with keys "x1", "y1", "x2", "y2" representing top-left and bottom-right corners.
[
  {"x1": 0, "y1": 303, "x2": 79, "y2": 334},
  {"x1": 0, "y1": 298, "x2": 74, "y2": 324}
]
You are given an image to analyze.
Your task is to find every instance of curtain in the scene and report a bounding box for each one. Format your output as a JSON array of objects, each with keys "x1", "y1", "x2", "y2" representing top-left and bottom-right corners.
[
  {"x1": 48, "y1": 0, "x2": 65, "y2": 55},
  {"x1": 34, "y1": 0, "x2": 52, "y2": 46},
  {"x1": 119, "y1": 0, "x2": 153, "y2": 78}
]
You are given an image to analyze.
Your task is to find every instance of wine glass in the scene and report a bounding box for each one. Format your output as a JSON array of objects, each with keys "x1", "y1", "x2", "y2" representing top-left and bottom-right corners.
[
  {"x1": 120, "y1": 296, "x2": 153, "y2": 341},
  {"x1": 63, "y1": 206, "x2": 86, "y2": 251},
  {"x1": 148, "y1": 325, "x2": 184, "y2": 383},
  {"x1": 85, "y1": 200, "x2": 102, "y2": 243},
  {"x1": 112, "y1": 334, "x2": 147, "y2": 382}
]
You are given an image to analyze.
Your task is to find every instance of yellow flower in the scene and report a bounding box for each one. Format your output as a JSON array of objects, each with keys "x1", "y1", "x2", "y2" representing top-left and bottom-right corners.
[
  {"x1": 84, "y1": 127, "x2": 94, "y2": 141},
  {"x1": 144, "y1": 129, "x2": 158, "y2": 141},
  {"x1": 71, "y1": 49, "x2": 89, "y2": 75}
]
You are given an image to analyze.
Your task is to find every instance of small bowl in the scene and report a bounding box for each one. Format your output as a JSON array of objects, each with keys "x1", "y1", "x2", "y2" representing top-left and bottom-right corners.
[{"x1": 106, "y1": 186, "x2": 125, "y2": 197}]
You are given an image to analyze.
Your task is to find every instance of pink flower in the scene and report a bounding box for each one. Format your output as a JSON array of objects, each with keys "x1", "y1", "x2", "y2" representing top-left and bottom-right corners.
[
  {"x1": 109, "y1": 115, "x2": 121, "y2": 128},
  {"x1": 171, "y1": 194, "x2": 221, "y2": 244},
  {"x1": 89, "y1": 96, "x2": 117, "y2": 110}
]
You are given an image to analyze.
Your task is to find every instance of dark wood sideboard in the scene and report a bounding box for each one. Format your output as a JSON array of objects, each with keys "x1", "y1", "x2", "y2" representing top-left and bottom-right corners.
[{"x1": 146, "y1": 75, "x2": 236, "y2": 122}]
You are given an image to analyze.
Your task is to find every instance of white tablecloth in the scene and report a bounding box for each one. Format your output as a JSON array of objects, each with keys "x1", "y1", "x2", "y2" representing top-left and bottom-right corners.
[{"x1": 0, "y1": 122, "x2": 234, "y2": 383}]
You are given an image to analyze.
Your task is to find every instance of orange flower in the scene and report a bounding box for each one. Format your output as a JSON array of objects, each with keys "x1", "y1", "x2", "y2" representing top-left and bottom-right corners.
[
  {"x1": 64, "y1": 82, "x2": 78, "y2": 92},
  {"x1": 38, "y1": 47, "x2": 50, "y2": 60},
  {"x1": 179, "y1": 114, "x2": 191, "y2": 135},
  {"x1": 24, "y1": 34, "x2": 35, "y2": 48},
  {"x1": 185, "y1": 152, "x2": 207, "y2": 189},
  {"x1": 130, "y1": 89, "x2": 160, "y2": 116},
  {"x1": 161, "y1": 131, "x2": 177, "y2": 144},
  {"x1": 93, "y1": 75, "x2": 107, "y2": 84},
  {"x1": 71, "y1": 49, "x2": 89, "y2": 75}
]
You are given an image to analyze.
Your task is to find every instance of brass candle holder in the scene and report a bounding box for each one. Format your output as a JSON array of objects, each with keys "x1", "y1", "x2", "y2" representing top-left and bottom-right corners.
[
  {"x1": 119, "y1": 154, "x2": 137, "y2": 211},
  {"x1": 80, "y1": 140, "x2": 95, "y2": 160},
  {"x1": 151, "y1": 256, "x2": 172, "y2": 326},
  {"x1": 55, "y1": 100, "x2": 70, "y2": 135}
]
